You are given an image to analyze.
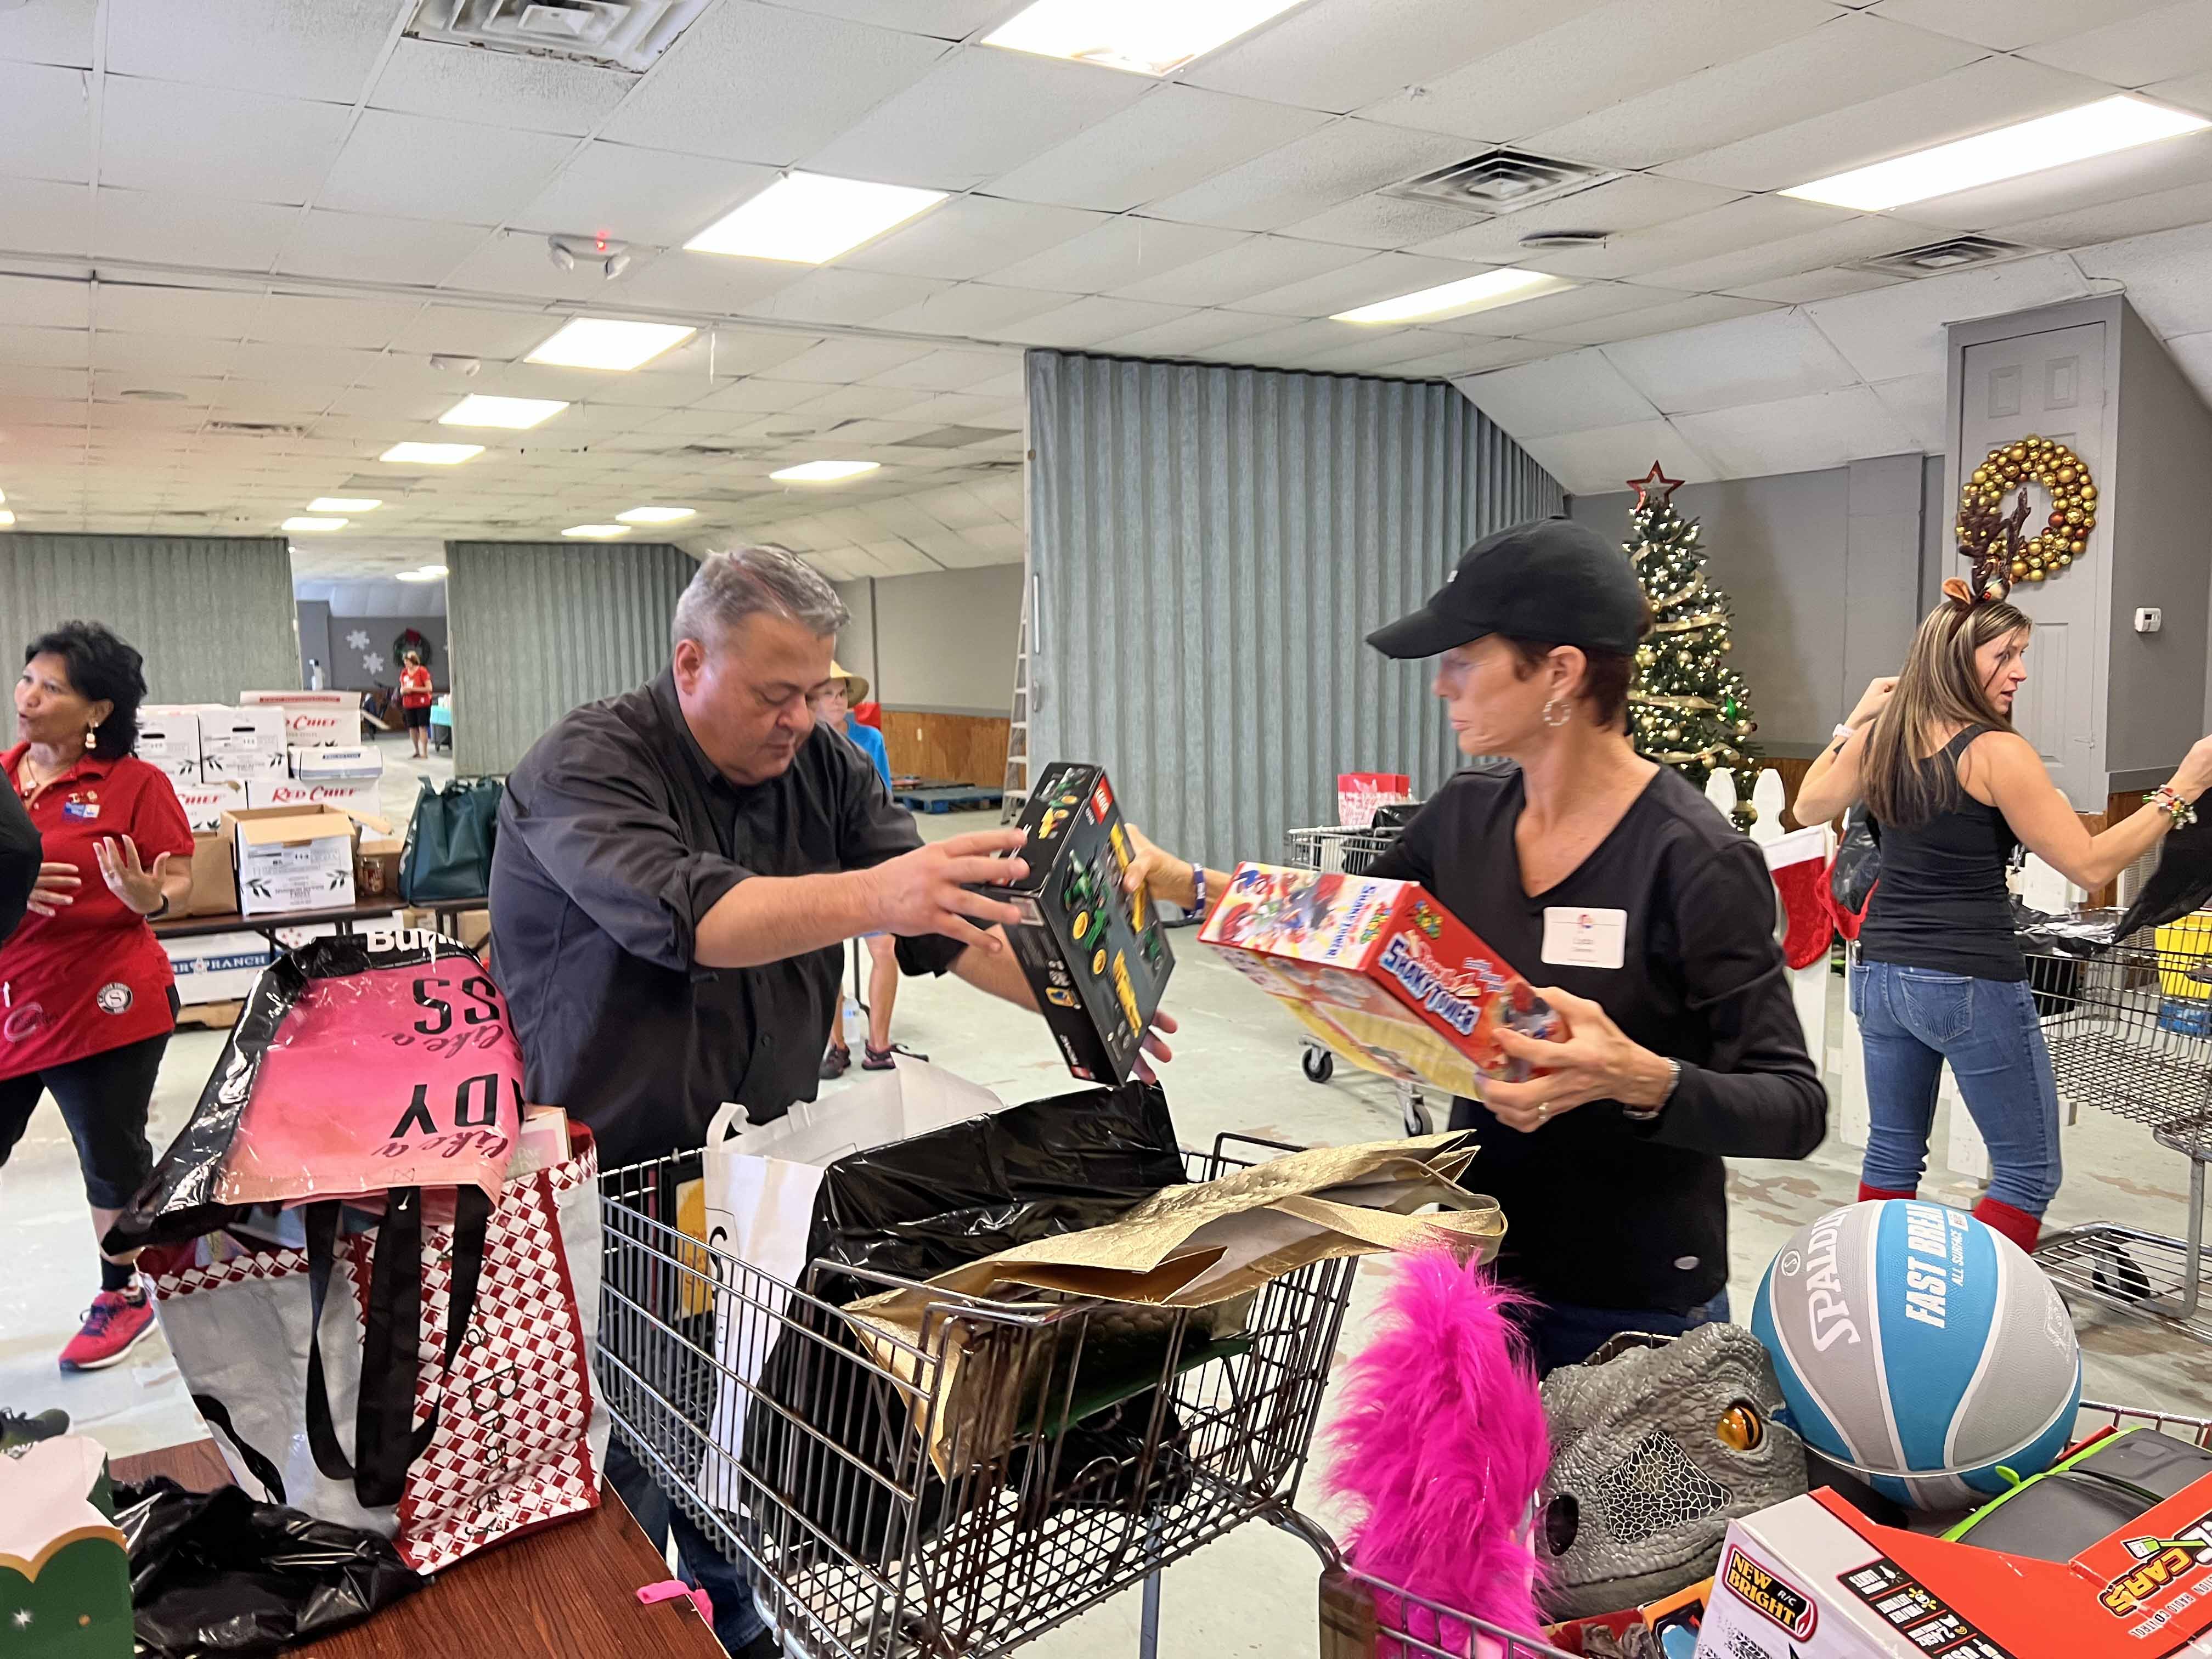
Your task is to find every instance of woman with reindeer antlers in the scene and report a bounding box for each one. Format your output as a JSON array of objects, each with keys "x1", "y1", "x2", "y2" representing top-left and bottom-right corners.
[{"x1": 1797, "y1": 521, "x2": 2212, "y2": 1252}]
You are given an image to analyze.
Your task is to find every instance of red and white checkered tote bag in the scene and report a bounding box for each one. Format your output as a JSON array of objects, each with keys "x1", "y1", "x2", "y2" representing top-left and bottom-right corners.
[{"x1": 140, "y1": 1132, "x2": 608, "y2": 1573}]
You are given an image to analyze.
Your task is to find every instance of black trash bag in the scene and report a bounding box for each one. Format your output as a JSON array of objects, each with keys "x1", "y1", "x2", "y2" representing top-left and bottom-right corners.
[
  {"x1": 119, "y1": 1477, "x2": 421, "y2": 1658},
  {"x1": 738, "y1": 1079, "x2": 1190, "y2": 1564},
  {"x1": 1828, "y1": 807, "x2": 1880, "y2": 935},
  {"x1": 2012, "y1": 815, "x2": 2212, "y2": 967}
]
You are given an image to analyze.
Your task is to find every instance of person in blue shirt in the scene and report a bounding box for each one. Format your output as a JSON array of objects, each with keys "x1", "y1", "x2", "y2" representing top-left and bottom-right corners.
[{"x1": 814, "y1": 663, "x2": 913, "y2": 1076}]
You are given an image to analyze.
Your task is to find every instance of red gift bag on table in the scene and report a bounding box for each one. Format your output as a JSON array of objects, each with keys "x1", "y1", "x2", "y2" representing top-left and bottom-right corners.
[{"x1": 116, "y1": 929, "x2": 607, "y2": 1573}]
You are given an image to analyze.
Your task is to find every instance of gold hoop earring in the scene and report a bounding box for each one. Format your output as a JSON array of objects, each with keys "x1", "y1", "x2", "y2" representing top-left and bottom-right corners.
[{"x1": 1542, "y1": 698, "x2": 1571, "y2": 729}]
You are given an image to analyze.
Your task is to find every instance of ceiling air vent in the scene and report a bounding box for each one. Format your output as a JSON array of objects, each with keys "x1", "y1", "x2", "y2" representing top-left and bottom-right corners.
[
  {"x1": 404, "y1": 0, "x2": 712, "y2": 72},
  {"x1": 1518, "y1": 229, "x2": 1609, "y2": 251},
  {"x1": 207, "y1": 420, "x2": 310, "y2": 438},
  {"x1": 1855, "y1": 235, "x2": 2040, "y2": 277},
  {"x1": 893, "y1": 425, "x2": 1019, "y2": 449},
  {"x1": 669, "y1": 444, "x2": 744, "y2": 459},
  {"x1": 1389, "y1": 149, "x2": 1620, "y2": 216}
]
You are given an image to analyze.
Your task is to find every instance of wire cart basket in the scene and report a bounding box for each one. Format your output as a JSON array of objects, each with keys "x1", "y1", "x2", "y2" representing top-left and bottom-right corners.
[
  {"x1": 2021, "y1": 915, "x2": 2212, "y2": 1345},
  {"x1": 595, "y1": 1134, "x2": 1358, "y2": 1659},
  {"x1": 1281, "y1": 821, "x2": 1434, "y2": 1136}
]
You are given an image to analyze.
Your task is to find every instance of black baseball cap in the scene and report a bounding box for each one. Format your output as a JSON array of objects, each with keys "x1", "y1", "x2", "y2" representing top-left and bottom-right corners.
[{"x1": 1367, "y1": 516, "x2": 1647, "y2": 661}]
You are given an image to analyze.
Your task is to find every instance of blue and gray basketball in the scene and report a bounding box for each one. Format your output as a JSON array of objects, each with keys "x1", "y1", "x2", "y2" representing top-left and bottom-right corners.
[{"x1": 1751, "y1": 1199, "x2": 2080, "y2": 1509}]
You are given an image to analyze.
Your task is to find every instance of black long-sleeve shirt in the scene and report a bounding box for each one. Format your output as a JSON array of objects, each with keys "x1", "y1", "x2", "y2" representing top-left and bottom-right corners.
[
  {"x1": 1368, "y1": 763, "x2": 1826, "y2": 1312},
  {"x1": 490, "y1": 671, "x2": 960, "y2": 1169},
  {"x1": 0, "y1": 778, "x2": 36, "y2": 947}
]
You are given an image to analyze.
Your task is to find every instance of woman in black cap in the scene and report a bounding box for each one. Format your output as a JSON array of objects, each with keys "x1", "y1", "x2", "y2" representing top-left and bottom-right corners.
[{"x1": 1127, "y1": 517, "x2": 1825, "y2": 1372}]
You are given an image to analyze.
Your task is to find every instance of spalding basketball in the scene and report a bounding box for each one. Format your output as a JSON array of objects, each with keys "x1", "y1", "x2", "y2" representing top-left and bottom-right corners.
[{"x1": 1751, "y1": 1200, "x2": 2080, "y2": 1509}]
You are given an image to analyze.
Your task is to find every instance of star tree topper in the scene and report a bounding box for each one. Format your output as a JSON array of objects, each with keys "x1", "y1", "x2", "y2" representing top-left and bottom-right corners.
[{"x1": 1629, "y1": 461, "x2": 1683, "y2": 512}]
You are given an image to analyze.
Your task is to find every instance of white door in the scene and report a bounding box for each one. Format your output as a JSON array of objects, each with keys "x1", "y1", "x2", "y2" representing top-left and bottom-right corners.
[{"x1": 1956, "y1": 323, "x2": 2107, "y2": 809}]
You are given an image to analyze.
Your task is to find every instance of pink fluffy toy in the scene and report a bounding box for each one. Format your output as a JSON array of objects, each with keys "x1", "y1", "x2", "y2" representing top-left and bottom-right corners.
[{"x1": 1324, "y1": 1247, "x2": 1550, "y2": 1658}]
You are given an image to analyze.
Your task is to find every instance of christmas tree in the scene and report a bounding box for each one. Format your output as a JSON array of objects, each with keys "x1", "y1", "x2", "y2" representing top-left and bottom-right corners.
[{"x1": 1621, "y1": 464, "x2": 1758, "y2": 810}]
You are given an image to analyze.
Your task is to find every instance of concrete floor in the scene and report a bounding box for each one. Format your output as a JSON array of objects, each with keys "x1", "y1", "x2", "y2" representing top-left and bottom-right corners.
[{"x1": 5, "y1": 786, "x2": 2209, "y2": 1657}]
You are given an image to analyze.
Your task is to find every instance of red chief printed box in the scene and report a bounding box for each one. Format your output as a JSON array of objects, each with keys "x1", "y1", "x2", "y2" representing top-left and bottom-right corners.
[{"x1": 1199, "y1": 863, "x2": 1563, "y2": 1098}]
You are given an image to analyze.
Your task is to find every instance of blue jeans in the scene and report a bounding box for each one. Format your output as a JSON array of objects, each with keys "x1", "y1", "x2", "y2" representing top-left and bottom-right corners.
[
  {"x1": 1851, "y1": 959, "x2": 2062, "y2": 1216},
  {"x1": 1523, "y1": 1291, "x2": 1731, "y2": 1377},
  {"x1": 607, "y1": 1437, "x2": 768, "y2": 1653}
]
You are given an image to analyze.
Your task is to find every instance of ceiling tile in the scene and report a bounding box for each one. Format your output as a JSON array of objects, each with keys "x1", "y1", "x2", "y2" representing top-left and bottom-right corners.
[
  {"x1": 755, "y1": 336, "x2": 938, "y2": 383},
  {"x1": 759, "y1": 1, "x2": 1013, "y2": 34},
  {"x1": 1222, "y1": 250, "x2": 1483, "y2": 317},
  {"x1": 1868, "y1": 370, "x2": 1946, "y2": 449},
  {"x1": 250, "y1": 294, "x2": 422, "y2": 349},
  {"x1": 93, "y1": 186, "x2": 295, "y2": 269},
  {"x1": 1905, "y1": 122, "x2": 2212, "y2": 233},
  {"x1": 1524, "y1": 293, "x2": 1777, "y2": 345},
  {"x1": 276, "y1": 210, "x2": 490, "y2": 285},
  {"x1": 317, "y1": 110, "x2": 575, "y2": 224},
  {"x1": 1728, "y1": 267, "x2": 1901, "y2": 303},
  {"x1": 589, "y1": 247, "x2": 816, "y2": 313},
  {"x1": 1530, "y1": 12, "x2": 1985, "y2": 173},
  {"x1": 1274, "y1": 192, "x2": 1497, "y2": 251},
  {"x1": 1870, "y1": 0, "x2": 2171, "y2": 53},
  {"x1": 1108, "y1": 234, "x2": 1371, "y2": 306},
  {"x1": 1458, "y1": 347, "x2": 1660, "y2": 437},
  {"x1": 1628, "y1": 215, "x2": 1934, "y2": 293},
  {"x1": 985, "y1": 86, "x2": 1332, "y2": 213},
  {"x1": 1358, "y1": 0, "x2": 1846, "y2": 146},
  {"x1": 2070, "y1": 218, "x2": 2212, "y2": 336},
  {"x1": 105, "y1": 0, "x2": 396, "y2": 103},
  {"x1": 228, "y1": 337, "x2": 385, "y2": 382},
  {"x1": 0, "y1": 275, "x2": 91, "y2": 329},
  {"x1": 2153, "y1": 66, "x2": 2212, "y2": 119},
  {"x1": 1513, "y1": 418, "x2": 1716, "y2": 495},
  {"x1": 801, "y1": 45, "x2": 1153, "y2": 191},
  {"x1": 369, "y1": 37, "x2": 632, "y2": 136},
  {"x1": 1143, "y1": 119, "x2": 1474, "y2": 233},
  {"x1": 510, "y1": 143, "x2": 777, "y2": 248},
  {"x1": 988, "y1": 217, "x2": 1249, "y2": 294},
  {"x1": 0, "y1": 364, "x2": 89, "y2": 400},
  {"x1": 0, "y1": 60, "x2": 91, "y2": 184},
  {"x1": 1672, "y1": 385, "x2": 1915, "y2": 475},
  {"x1": 386, "y1": 306, "x2": 571, "y2": 360},
  {"x1": 1992, "y1": 173, "x2": 2212, "y2": 249},
  {"x1": 1001, "y1": 296, "x2": 1192, "y2": 348},
  {"x1": 1802, "y1": 250, "x2": 2094, "y2": 381},
  {"x1": 88, "y1": 334, "x2": 240, "y2": 377},
  {"x1": 1187, "y1": 0, "x2": 1608, "y2": 115},
  {"x1": 101, "y1": 75, "x2": 352, "y2": 204},
  {"x1": 1425, "y1": 281, "x2": 1674, "y2": 336},
  {"x1": 1288, "y1": 326, "x2": 1449, "y2": 373},
  {"x1": 1184, "y1": 315, "x2": 1368, "y2": 365},
  {"x1": 94, "y1": 283, "x2": 263, "y2": 339},
  {"x1": 1088, "y1": 307, "x2": 1284, "y2": 357},
  {"x1": 0, "y1": 0, "x2": 97, "y2": 69},
  {"x1": 752, "y1": 268, "x2": 954, "y2": 325},
  {"x1": 676, "y1": 324, "x2": 826, "y2": 375},
  {"x1": 1602, "y1": 310, "x2": 1860, "y2": 414},
  {"x1": 599, "y1": 2, "x2": 949, "y2": 165},
  {"x1": 1386, "y1": 337, "x2": 1564, "y2": 377},
  {"x1": 1660, "y1": 54, "x2": 2109, "y2": 195},
  {"x1": 1505, "y1": 193, "x2": 1851, "y2": 280},
  {"x1": 870, "y1": 280, "x2": 1077, "y2": 336},
  {"x1": 838, "y1": 195, "x2": 1103, "y2": 280},
  {"x1": 1406, "y1": 174, "x2": 1745, "y2": 263}
]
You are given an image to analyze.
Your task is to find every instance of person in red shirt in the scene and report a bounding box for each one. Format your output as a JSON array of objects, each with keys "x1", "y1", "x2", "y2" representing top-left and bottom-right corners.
[
  {"x1": 399, "y1": 650, "x2": 435, "y2": 760},
  {"x1": 1, "y1": 622, "x2": 193, "y2": 1371}
]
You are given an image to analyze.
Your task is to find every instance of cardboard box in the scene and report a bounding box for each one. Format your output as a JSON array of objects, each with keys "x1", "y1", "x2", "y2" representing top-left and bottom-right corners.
[
  {"x1": 138, "y1": 704, "x2": 224, "y2": 783},
  {"x1": 240, "y1": 690, "x2": 356, "y2": 747},
  {"x1": 991, "y1": 761, "x2": 1173, "y2": 1084},
  {"x1": 162, "y1": 930, "x2": 276, "y2": 1005},
  {"x1": 1695, "y1": 1481, "x2": 2212, "y2": 1658},
  {"x1": 170, "y1": 780, "x2": 247, "y2": 836},
  {"x1": 227, "y1": 805, "x2": 357, "y2": 917},
  {"x1": 196, "y1": 708, "x2": 287, "y2": 781},
  {"x1": 1200, "y1": 864, "x2": 1564, "y2": 1098},
  {"x1": 181, "y1": 832, "x2": 238, "y2": 918},
  {"x1": 240, "y1": 690, "x2": 352, "y2": 708},
  {"x1": 247, "y1": 777, "x2": 381, "y2": 815},
  {"x1": 289, "y1": 744, "x2": 382, "y2": 780}
]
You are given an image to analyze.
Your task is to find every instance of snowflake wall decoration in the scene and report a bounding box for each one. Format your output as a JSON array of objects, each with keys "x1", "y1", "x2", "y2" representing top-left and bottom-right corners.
[
  {"x1": 346, "y1": 629, "x2": 371, "y2": 650},
  {"x1": 363, "y1": 651, "x2": 386, "y2": 675}
]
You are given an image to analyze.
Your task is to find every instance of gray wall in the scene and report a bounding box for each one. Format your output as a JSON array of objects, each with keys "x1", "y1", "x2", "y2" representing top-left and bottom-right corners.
[
  {"x1": 325, "y1": 614, "x2": 449, "y2": 691},
  {"x1": 297, "y1": 599, "x2": 332, "y2": 689},
  {"x1": 445, "y1": 540, "x2": 692, "y2": 776},
  {"x1": 1, "y1": 534, "x2": 299, "y2": 703},
  {"x1": 1028, "y1": 349, "x2": 1562, "y2": 868},
  {"x1": 1569, "y1": 454, "x2": 1928, "y2": 755},
  {"x1": 833, "y1": 566, "x2": 1026, "y2": 715},
  {"x1": 2113, "y1": 302, "x2": 2212, "y2": 778}
]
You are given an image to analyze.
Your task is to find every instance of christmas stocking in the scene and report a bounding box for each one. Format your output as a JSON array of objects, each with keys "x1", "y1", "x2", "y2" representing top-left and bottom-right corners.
[{"x1": 1764, "y1": 828, "x2": 1833, "y2": 972}]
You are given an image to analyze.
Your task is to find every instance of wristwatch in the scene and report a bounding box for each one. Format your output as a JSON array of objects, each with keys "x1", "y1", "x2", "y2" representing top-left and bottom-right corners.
[{"x1": 1622, "y1": 1057, "x2": 1681, "y2": 1122}]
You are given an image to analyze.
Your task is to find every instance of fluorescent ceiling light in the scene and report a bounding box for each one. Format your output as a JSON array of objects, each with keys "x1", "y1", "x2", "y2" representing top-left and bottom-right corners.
[
  {"x1": 0, "y1": 510, "x2": 14, "y2": 528},
  {"x1": 528, "y1": 317, "x2": 696, "y2": 371},
  {"x1": 281, "y1": 516, "x2": 347, "y2": 532},
  {"x1": 1784, "y1": 95, "x2": 2210, "y2": 211},
  {"x1": 395, "y1": 569, "x2": 442, "y2": 583},
  {"x1": 685, "y1": 172, "x2": 945, "y2": 263},
  {"x1": 309, "y1": 496, "x2": 380, "y2": 512},
  {"x1": 381, "y1": 442, "x2": 483, "y2": 464},
  {"x1": 0, "y1": 488, "x2": 7, "y2": 504},
  {"x1": 562, "y1": 523, "x2": 633, "y2": 538},
  {"x1": 985, "y1": 0, "x2": 1306, "y2": 75},
  {"x1": 616, "y1": 505, "x2": 696, "y2": 523},
  {"x1": 440, "y1": 394, "x2": 568, "y2": 430},
  {"x1": 771, "y1": 460, "x2": 879, "y2": 483},
  {"x1": 1331, "y1": 268, "x2": 1573, "y2": 324}
]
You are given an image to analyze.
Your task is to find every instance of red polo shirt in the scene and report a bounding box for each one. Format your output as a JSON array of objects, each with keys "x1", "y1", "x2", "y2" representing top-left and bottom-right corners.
[{"x1": 0, "y1": 747, "x2": 194, "y2": 1079}]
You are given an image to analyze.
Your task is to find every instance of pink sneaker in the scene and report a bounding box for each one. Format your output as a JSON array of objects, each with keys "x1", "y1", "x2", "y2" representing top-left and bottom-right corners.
[{"x1": 59, "y1": 1286, "x2": 155, "y2": 1372}]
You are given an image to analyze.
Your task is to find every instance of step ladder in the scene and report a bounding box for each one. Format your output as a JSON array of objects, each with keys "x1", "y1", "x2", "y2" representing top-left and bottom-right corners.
[{"x1": 1000, "y1": 571, "x2": 1034, "y2": 825}]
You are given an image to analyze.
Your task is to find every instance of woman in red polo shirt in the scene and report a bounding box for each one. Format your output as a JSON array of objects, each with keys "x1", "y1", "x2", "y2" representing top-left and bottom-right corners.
[
  {"x1": 1, "y1": 622, "x2": 193, "y2": 1371},
  {"x1": 399, "y1": 649, "x2": 435, "y2": 760}
]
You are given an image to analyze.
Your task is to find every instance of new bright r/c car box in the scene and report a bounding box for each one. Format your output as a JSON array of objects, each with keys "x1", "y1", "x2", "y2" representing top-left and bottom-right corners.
[
  {"x1": 993, "y1": 762, "x2": 1173, "y2": 1085},
  {"x1": 1199, "y1": 864, "x2": 1564, "y2": 1098}
]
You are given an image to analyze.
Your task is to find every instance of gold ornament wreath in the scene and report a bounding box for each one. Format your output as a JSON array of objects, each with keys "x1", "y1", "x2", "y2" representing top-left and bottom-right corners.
[{"x1": 1954, "y1": 435, "x2": 2097, "y2": 587}]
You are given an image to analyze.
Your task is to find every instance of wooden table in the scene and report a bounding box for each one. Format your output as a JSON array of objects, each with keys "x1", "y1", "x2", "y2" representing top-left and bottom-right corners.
[{"x1": 112, "y1": 1441, "x2": 728, "y2": 1659}]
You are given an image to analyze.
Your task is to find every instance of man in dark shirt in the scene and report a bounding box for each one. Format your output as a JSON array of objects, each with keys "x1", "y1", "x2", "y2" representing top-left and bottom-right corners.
[{"x1": 0, "y1": 780, "x2": 36, "y2": 945}]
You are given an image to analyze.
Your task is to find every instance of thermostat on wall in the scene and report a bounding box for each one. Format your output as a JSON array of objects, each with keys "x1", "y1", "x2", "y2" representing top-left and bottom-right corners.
[{"x1": 2135, "y1": 607, "x2": 2163, "y2": 634}]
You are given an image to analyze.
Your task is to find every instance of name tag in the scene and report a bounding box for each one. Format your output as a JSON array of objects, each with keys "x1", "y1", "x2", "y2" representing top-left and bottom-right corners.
[
  {"x1": 62, "y1": 800, "x2": 99, "y2": 821},
  {"x1": 1542, "y1": 906, "x2": 1627, "y2": 970}
]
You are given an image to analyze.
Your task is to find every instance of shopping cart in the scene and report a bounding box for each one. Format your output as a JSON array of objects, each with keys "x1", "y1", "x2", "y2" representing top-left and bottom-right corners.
[
  {"x1": 2019, "y1": 917, "x2": 2212, "y2": 1345},
  {"x1": 1281, "y1": 822, "x2": 1434, "y2": 1136},
  {"x1": 595, "y1": 1133, "x2": 1358, "y2": 1659}
]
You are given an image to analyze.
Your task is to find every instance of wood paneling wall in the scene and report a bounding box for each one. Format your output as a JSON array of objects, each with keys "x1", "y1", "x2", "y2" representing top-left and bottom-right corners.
[{"x1": 876, "y1": 709, "x2": 1010, "y2": 788}]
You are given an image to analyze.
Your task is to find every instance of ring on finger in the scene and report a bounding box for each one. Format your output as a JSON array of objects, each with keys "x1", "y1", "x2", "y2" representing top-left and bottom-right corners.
[{"x1": 1536, "y1": 1102, "x2": 1550, "y2": 1123}]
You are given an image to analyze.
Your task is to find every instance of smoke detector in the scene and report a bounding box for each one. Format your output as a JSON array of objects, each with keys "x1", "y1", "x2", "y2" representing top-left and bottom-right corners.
[
  {"x1": 430, "y1": 354, "x2": 483, "y2": 377},
  {"x1": 1389, "y1": 149, "x2": 1620, "y2": 215},
  {"x1": 548, "y1": 233, "x2": 633, "y2": 279},
  {"x1": 404, "y1": 0, "x2": 711, "y2": 72}
]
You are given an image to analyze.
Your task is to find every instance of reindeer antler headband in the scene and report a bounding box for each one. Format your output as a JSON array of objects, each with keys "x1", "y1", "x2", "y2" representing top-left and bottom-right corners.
[{"x1": 1946, "y1": 486, "x2": 2030, "y2": 610}]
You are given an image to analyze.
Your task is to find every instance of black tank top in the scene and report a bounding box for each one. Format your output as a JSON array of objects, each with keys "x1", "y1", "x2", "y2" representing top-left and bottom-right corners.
[{"x1": 1858, "y1": 726, "x2": 2024, "y2": 982}]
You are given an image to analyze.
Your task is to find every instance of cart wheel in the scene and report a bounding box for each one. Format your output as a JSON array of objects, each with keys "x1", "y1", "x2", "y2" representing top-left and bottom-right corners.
[
  {"x1": 1301, "y1": 1047, "x2": 1334, "y2": 1085},
  {"x1": 1401, "y1": 1090, "x2": 1432, "y2": 1138},
  {"x1": 2087, "y1": 1241, "x2": 2154, "y2": 1303}
]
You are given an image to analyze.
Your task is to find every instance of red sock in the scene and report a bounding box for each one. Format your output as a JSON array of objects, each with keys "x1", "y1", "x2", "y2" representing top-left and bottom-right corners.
[
  {"x1": 1973, "y1": 1197, "x2": 2042, "y2": 1254},
  {"x1": 1858, "y1": 1182, "x2": 1917, "y2": 1204}
]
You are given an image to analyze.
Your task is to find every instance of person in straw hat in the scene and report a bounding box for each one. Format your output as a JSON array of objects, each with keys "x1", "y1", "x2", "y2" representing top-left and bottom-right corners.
[{"x1": 812, "y1": 661, "x2": 907, "y2": 1075}]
